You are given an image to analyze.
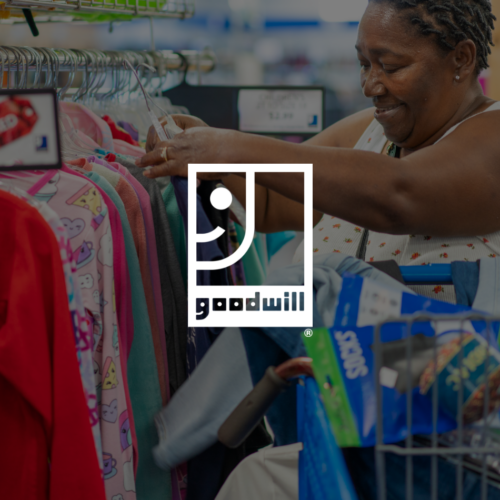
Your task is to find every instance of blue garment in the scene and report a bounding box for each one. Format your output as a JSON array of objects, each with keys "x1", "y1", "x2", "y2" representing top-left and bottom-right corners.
[
  {"x1": 170, "y1": 177, "x2": 229, "y2": 371},
  {"x1": 267, "y1": 231, "x2": 296, "y2": 261},
  {"x1": 170, "y1": 177, "x2": 233, "y2": 500},
  {"x1": 451, "y1": 261, "x2": 479, "y2": 306}
]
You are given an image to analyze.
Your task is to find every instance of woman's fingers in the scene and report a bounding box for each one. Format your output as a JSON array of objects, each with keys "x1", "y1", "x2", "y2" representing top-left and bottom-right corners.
[
  {"x1": 171, "y1": 114, "x2": 209, "y2": 130},
  {"x1": 136, "y1": 141, "x2": 173, "y2": 168},
  {"x1": 142, "y1": 162, "x2": 169, "y2": 179},
  {"x1": 135, "y1": 148, "x2": 166, "y2": 167}
]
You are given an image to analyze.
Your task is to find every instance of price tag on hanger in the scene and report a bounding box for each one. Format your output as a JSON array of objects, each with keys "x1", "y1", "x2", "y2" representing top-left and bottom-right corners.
[{"x1": 238, "y1": 88, "x2": 323, "y2": 134}]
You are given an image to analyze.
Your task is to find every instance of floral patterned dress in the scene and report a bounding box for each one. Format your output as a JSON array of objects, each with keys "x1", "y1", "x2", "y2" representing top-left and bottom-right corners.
[{"x1": 294, "y1": 102, "x2": 500, "y2": 303}]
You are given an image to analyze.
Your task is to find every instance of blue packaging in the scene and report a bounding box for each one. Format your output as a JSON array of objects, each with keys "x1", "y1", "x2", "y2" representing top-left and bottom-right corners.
[{"x1": 304, "y1": 273, "x2": 500, "y2": 448}]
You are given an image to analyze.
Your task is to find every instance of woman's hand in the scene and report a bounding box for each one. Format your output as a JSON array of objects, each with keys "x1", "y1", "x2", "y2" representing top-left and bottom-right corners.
[
  {"x1": 146, "y1": 114, "x2": 209, "y2": 153},
  {"x1": 137, "y1": 126, "x2": 234, "y2": 180}
]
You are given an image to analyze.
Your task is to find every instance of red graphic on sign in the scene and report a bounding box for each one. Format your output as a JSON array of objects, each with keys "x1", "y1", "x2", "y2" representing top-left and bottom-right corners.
[{"x1": 0, "y1": 96, "x2": 38, "y2": 148}]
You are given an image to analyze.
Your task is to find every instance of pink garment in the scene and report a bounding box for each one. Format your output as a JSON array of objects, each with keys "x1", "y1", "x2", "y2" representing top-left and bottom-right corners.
[
  {"x1": 112, "y1": 139, "x2": 145, "y2": 158},
  {"x1": 96, "y1": 159, "x2": 166, "y2": 353},
  {"x1": 114, "y1": 177, "x2": 167, "y2": 360},
  {"x1": 114, "y1": 175, "x2": 167, "y2": 357},
  {"x1": 66, "y1": 159, "x2": 134, "y2": 361},
  {"x1": 85, "y1": 160, "x2": 165, "y2": 352},
  {"x1": 63, "y1": 164, "x2": 140, "y2": 478},
  {"x1": 2, "y1": 168, "x2": 136, "y2": 499},
  {"x1": 60, "y1": 102, "x2": 115, "y2": 152},
  {"x1": 60, "y1": 111, "x2": 103, "y2": 151},
  {"x1": 109, "y1": 161, "x2": 170, "y2": 400},
  {"x1": 68, "y1": 158, "x2": 168, "y2": 405}
]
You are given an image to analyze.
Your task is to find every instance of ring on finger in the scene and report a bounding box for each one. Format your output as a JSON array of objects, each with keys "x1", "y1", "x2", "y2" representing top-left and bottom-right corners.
[{"x1": 160, "y1": 147, "x2": 168, "y2": 161}]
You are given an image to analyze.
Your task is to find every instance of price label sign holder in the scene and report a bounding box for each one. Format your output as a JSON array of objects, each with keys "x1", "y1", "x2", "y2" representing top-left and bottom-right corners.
[{"x1": 237, "y1": 86, "x2": 325, "y2": 137}]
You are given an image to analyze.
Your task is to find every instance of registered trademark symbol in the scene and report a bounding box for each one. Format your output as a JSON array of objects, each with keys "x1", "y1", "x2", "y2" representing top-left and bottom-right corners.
[{"x1": 304, "y1": 329, "x2": 313, "y2": 337}]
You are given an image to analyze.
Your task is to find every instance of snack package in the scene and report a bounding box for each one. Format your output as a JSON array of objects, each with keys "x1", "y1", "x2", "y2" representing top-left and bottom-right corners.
[
  {"x1": 305, "y1": 273, "x2": 500, "y2": 447},
  {"x1": 0, "y1": 96, "x2": 38, "y2": 148}
]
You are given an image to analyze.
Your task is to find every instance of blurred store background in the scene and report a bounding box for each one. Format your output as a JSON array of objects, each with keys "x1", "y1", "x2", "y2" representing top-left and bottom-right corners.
[{"x1": 0, "y1": 0, "x2": 376, "y2": 126}]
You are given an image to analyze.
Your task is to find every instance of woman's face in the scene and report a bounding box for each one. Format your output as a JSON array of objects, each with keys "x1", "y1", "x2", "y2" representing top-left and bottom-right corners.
[{"x1": 357, "y1": 2, "x2": 462, "y2": 149}]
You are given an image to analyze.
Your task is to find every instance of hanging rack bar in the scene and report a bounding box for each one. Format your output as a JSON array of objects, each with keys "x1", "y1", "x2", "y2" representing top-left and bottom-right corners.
[{"x1": 0, "y1": 47, "x2": 216, "y2": 74}]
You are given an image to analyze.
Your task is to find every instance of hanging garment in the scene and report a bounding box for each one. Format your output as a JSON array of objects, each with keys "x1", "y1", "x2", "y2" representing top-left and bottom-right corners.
[
  {"x1": 2, "y1": 169, "x2": 137, "y2": 499},
  {"x1": 64, "y1": 166, "x2": 140, "y2": 470},
  {"x1": 117, "y1": 121, "x2": 140, "y2": 142},
  {"x1": 163, "y1": 182, "x2": 188, "y2": 289},
  {"x1": 112, "y1": 140, "x2": 145, "y2": 158},
  {"x1": 0, "y1": 183, "x2": 104, "y2": 472},
  {"x1": 72, "y1": 165, "x2": 171, "y2": 500},
  {"x1": 60, "y1": 101, "x2": 115, "y2": 152},
  {"x1": 227, "y1": 220, "x2": 246, "y2": 287},
  {"x1": 0, "y1": 190, "x2": 106, "y2": 500},
  {"x1": 234, "y1": 224, "x2": 267, "y2": 286},
  {"x1": 170, "y1": 176, "x2": 228, "y2": 371},
  {"x1": 86, "y1": 156, "x2": 166, "y2": 340},
  {"x1": 86, "y1": 157, "x2": 167, "y2": 363},
  {"x1": 153, "y1": 328, "x2": 253, "y2": 471},
  {"x1": 102, "y1": 115, "x2": 141, "y2": 146},
  {"x1": 293, "y1": 101, "x2": 500, "y2": 304},
  {"x1": 69, "y1": 158, "x2": 167, "y2": 405},
  {"x1": 119, "y1": 161, "x2": 188, "y2": 394}
]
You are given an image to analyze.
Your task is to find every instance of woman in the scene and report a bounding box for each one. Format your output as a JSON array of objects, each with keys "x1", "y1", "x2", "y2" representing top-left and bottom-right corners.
[{"x1": 138, "y1": 0, "x2": 500, "y2": 303}]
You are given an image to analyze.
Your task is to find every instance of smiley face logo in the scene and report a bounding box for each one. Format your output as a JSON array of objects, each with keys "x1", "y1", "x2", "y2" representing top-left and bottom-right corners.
[{"x1": 196, "y1": 187, "x2": 233, "y2": 243}]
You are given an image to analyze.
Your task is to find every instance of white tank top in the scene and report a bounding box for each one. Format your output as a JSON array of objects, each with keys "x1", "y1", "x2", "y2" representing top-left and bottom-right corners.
[{"x1": 293, "y1": 101, "x2": 500, "y2": 303}]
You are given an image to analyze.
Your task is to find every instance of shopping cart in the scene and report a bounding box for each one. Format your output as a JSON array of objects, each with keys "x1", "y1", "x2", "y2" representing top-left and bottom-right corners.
[
  {"x1": 373, "y1": 312, "x2": 500, "y2": 500},
  {"x1": 218, "y1": 312, "x2": 500, "y2": 499}
]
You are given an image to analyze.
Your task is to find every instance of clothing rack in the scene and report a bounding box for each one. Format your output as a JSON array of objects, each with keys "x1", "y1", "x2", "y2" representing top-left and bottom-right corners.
[
  {"x1": 0, "y1": 46, "x2": 216, "y2": 76},
  {"x1": 0, "y1": 46, "x2": 216, "y2": 97}
]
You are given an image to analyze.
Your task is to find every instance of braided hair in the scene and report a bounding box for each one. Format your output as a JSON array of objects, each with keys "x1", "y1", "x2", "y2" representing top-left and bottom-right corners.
[{"x1": 370, "y1": 0, "x2": 496, "y2": 71}]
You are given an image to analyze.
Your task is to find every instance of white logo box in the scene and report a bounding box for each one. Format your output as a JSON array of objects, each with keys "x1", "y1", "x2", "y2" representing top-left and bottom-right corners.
[{"x1": 188, "y1": 164, "x2": 313, "y2": 328}]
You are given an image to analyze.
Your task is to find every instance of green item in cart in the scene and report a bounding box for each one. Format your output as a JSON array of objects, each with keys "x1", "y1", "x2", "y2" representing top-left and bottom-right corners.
[{"x1": 304, "y1": 328, "x2": 361, "y2": 447}]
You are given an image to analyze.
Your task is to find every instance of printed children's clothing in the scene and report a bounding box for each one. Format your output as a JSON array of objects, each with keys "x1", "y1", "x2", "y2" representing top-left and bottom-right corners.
[
  {"x1": 0, "y1": 190, "x2": 106, "y2": 500},
  {"x1": 0, "y1": 182, "x2": 104, "y2": 471},
  {"x1": 87, "y1": 155, "x2": 167, "y2": 363},
  {"x1": 2, "y1": 169, "x2": 136, "y2": 500}
]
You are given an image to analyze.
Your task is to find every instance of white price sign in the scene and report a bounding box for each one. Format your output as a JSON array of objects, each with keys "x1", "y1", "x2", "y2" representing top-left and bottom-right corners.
[{"x1": 238, "y1": 89, "x2": 323, "y2": 134}]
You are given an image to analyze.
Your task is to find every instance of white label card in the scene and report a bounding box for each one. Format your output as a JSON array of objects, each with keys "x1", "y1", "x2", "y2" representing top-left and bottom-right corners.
[{"x1": 238, "y1": 89, "x2": 323, "y2": 134}]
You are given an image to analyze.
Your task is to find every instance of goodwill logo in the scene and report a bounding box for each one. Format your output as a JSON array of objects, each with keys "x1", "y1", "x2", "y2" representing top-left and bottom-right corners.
[{"x1": 188, "y1": 164, "x2": 313, "y2": 328}]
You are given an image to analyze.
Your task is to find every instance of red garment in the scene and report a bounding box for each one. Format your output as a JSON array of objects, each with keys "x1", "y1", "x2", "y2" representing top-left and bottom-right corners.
[
  {"x1": 102, "y1": 116, "x2": 140, "y2": 147},
  {"x1": 0, "y1": 191, "x2": 105, "y2": 500}
]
